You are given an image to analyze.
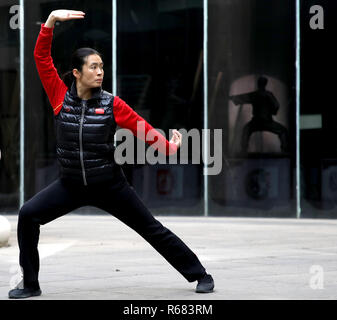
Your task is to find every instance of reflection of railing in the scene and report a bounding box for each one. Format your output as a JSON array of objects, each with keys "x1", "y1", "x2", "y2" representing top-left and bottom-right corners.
[{"x1": 117, "y1": 74, "x2": 152, "y2": 111}]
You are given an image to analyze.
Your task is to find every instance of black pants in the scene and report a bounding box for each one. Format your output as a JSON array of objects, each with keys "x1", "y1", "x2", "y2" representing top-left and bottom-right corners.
[
  {"x1": 18, "y1": 174, "x2": 206, "y2": 289},
  {"x1": 242, "y1": 118, "x2": 289, "y2": 153}
]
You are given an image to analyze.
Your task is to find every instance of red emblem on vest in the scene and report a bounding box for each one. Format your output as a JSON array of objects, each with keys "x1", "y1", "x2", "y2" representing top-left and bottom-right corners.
[{"x1": 95, "y1": 108, "x2": 105, "y2": 114}]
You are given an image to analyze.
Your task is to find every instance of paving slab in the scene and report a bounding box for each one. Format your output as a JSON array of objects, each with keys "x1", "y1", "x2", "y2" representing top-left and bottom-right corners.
[{"x1": 0, "y1": 214, "x2": 336, "y2": 300}]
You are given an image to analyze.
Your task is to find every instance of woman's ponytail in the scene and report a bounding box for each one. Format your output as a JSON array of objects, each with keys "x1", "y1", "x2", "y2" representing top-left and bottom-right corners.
[{"x1": 61, "y1": 70, "x2": 75, "y2": 89}]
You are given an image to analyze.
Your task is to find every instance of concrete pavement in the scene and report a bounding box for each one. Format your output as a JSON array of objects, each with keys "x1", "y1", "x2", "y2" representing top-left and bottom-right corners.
[{"x1": 0, "y1": 214, "x2": 336, "y2": 300}]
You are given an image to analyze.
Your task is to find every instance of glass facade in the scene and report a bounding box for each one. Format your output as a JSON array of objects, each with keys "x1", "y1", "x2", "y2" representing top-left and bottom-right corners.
[{"x1": 0, "y1": 0, "x2": 334, "y2": 219}]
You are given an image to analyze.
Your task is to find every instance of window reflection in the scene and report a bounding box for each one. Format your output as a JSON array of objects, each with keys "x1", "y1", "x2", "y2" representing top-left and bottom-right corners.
[
  {"x1": 0, "y1": 3, "x2": 20, "y2": 212},
  {"x1": 118, "y1": 0, "x2": 204, "y2": 215},
  {"x1": 208, "y1": 0, "x2": 296, "y2": 217},
  {"x1": 228, "y1": 75, "x2": 290, "y2": 156}
]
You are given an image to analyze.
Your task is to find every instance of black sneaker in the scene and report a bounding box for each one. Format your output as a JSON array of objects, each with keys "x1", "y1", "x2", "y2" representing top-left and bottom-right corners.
[
  {"x1": 8, "y1": 287, "x2": 42, "y2": 299},
  {"x1": 195, "y1": 274, "x2": 214, "y2": 293}
]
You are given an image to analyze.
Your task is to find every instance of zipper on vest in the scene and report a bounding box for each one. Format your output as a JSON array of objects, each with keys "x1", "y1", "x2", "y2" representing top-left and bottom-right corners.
[{"x1": 79, "y1": 101, "x2": 88, "y2": 186}]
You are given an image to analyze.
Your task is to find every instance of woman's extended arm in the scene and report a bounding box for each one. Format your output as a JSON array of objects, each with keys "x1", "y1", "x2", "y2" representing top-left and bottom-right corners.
[
  {"x1": 34, "y1": 10, "x2": 85, "y2": 115},
  {"x1": 113, "y1": 97, "x2": 182, "y2": 155}
]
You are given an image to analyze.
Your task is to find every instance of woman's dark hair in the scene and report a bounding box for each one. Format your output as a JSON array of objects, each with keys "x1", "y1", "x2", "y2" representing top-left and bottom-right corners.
[{"x1": 62, "y1": 47, "x2": 102, "y2": 88}]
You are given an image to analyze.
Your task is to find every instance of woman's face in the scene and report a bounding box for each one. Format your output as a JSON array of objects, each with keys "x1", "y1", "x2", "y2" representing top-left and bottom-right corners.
[{"x1": 74, "y1": 54, "x2": 104, "y2": 88}]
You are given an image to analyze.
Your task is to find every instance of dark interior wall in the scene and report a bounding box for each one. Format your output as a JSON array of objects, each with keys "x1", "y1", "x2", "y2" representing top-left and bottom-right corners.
[
  {"x1": 117, "y1": 0, "x2": 204, "y2": 132},
  {"x1": 301, "y1": 0, "x2": 337, "y2": 157},
  {"x1": 117, "y1": 0, "x2": 204, "y2": 215},
  {"x1": 300, "y1": 0, "x2": 337, "y2": 217},
  {"x1": 0, "y1": 1, "x2": 20, "y2": 212}
]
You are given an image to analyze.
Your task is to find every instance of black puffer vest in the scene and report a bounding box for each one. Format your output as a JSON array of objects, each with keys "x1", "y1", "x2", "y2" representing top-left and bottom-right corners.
[{"x1": 55, "y1": 81, "x2": 123, "y2": 185}]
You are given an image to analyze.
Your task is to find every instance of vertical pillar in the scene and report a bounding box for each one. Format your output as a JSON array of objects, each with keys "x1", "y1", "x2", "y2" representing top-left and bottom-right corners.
[
  {"x1": 296, "y1": 0, "x2": 301, "y2": 218},
  {"x1": 19, "y1": 0, "x2": 24, "y2": 208},
  {"x1": 203, "y1": 0, "x2": 208, "y2": 216}
]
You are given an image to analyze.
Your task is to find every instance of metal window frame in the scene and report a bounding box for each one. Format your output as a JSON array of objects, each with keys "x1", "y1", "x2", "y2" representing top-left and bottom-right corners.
[
  {"x1": 19, "y1": 0, "x2": 24, "y2": 208},
  {"x1": 203, "y1": 0, "x2": 208, "y2": 217},
  {"x1": 296, "y1": 0, "x2": 301, "y2": 218}
]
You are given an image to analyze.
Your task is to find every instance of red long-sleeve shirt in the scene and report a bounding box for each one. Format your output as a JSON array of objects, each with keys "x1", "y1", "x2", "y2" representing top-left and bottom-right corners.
[{"x1": 34, "y1": 24, "x2": 177, "y2": 156}]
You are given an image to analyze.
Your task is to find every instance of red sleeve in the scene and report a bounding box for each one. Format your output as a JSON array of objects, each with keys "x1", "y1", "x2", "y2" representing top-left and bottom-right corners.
[
  {"x1": 113, "y1": 96, "x2": 178, "y2": 156},
  {"x1": 34, "y1": 24, "x2": 68, "y2": 116}
]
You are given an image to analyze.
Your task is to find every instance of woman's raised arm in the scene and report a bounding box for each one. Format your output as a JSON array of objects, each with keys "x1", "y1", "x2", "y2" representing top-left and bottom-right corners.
[
  {"x1": 44, "y1": 10, "x2": 85, "y2": 28},
  {"x1": 34, "y1": 10, "x2": 85, "y2": 115}
]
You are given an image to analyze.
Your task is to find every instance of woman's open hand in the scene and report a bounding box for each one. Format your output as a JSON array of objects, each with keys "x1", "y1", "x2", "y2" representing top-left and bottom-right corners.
[
  {"x1": 170, "y1": 129, "x2": 182, "y2": 149},
  {"x1": 45, "y1": 10, "x2": 85, "y2": 28}
]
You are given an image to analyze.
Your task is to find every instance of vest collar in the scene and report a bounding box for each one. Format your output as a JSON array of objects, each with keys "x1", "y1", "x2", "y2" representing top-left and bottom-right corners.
[{"x1": 69, "y1": 81, "x2": 102, "y2": 101}]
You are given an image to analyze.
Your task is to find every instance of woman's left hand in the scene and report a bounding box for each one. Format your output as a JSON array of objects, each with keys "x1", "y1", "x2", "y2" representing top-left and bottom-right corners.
[{"x1": 170, "y1": 129, "x2": 182, "y2": 149}]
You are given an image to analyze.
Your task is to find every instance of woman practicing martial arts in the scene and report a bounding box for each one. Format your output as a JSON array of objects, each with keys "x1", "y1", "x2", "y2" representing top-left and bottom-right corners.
[{"x1": 9, "y1": 9, "x2": 214, "y2": 299}]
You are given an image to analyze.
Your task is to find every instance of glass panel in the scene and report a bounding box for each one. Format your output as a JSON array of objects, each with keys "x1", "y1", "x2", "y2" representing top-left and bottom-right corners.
[
  {"x1": 0, "y1": 1, "x2": 20, "y2": 213},
  {"x1": 24, "y1": 1, "x2": 113, "y2": 208},
  {"x1": 300, "y1": 0, "x2": 337, "y2": 218},
  {"x1": 117, "y1": 0, "x2": 204, "y2": 215},
  {"x1": 208, "y1": 0, "x2": 297, "y2": 217}
]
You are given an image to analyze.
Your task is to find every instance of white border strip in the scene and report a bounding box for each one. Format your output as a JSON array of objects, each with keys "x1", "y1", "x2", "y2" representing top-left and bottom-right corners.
[
  {"x1": 296, "y1": 0, "x2": 301, "y2": 219},
  {"x1": 203, "y1": 0, "x2": 208, "y2": 217},
  {"x1": 19, "y1": 1, "x2": 24, "y2": 208}
]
